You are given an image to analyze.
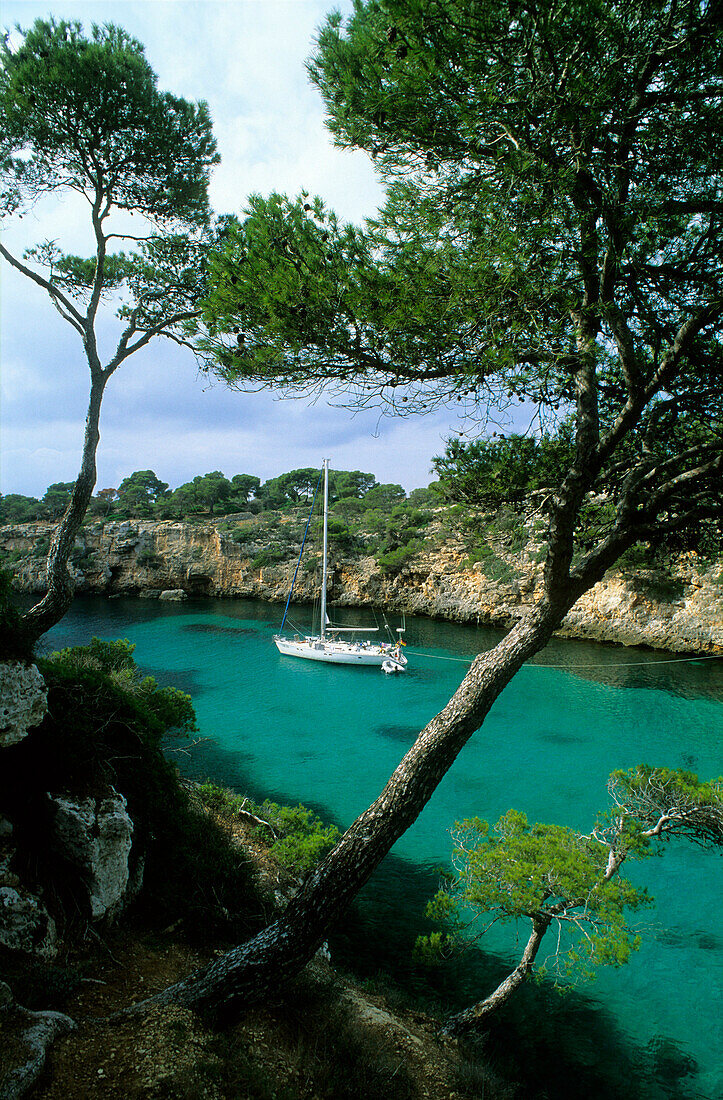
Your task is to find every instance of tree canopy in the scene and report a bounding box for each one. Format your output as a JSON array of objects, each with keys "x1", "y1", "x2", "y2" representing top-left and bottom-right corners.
[
  {"x1": 117, "y1": 471, "x2": 170, "y2": 517},
  {"x1": 0, "y1": 17, "x2": 218, "y2": 642},
  {"x1": 418, "y1": 766, "x2": 723, "y2": 1034},
  {"x1": 144, "y1": 0, "x2": 723, "y2": 1024},
  {"x1": 0, "y1": 18, "x2": 215, "y2": 222},
  {"x1": 200, "y1": 0, "x2": 722, "y2": 561},
  {"x1": 432, "y1": 427, "x2": 576, "y2": 506}
]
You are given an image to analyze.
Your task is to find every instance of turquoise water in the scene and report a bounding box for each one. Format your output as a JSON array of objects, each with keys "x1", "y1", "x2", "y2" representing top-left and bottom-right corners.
[{"x1": 44, "y1": 597, "x2": 723, "y2": 1099}]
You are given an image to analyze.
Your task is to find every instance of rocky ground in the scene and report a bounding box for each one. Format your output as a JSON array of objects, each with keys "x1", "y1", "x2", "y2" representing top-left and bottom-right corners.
[{"x1": 2, "y1": 810, "x2": 505, "y2": 1100}]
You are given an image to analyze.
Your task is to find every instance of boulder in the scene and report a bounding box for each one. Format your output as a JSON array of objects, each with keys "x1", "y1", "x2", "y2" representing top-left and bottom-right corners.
[
  {"x1": 0, "y1": 664, "x2": 47, "y2": 749},
  {"x1": 0, "y1": 886, "x2": 57, "y2": 960},
  {"x1": 159, "y1": 588, "x2": 187, "y2": 600},
  {"x1": 49, "y1": 790, "x2": 134, "y2": 921}
]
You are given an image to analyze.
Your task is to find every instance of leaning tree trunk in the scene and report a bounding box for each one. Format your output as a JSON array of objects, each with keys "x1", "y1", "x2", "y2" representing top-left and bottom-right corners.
[
  {"x1": 142, "y1": 599, "x2": 571, "y2": 1020},
  {"x1": 440, "y1": 915, "x2": 552, "y2": 1037},
  {"x1": 20, "y1": 373, "x2": 107, "y2": 644}
]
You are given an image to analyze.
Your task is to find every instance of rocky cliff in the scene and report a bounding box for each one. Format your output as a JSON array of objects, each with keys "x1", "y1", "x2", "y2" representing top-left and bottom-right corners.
[{"x1": 3, "y1": 518, "x2": 722, "y2": 653}]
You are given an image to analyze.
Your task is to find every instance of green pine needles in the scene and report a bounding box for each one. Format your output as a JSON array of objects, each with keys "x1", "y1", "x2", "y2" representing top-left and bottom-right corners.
[{"x1": 417, "y1": 767, "x2": 723, "y2": 1035}]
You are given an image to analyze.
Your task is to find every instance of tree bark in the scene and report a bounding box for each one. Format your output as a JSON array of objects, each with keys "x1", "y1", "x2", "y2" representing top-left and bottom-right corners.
[
  {"x1": 440, "y1": 915, "x2": 551, "y2": 1038},
  {"x1": 20, "y1": 372, "x2": 108, "y2": 644},
  {"x1": 141, "y1": 598, "x2": 574, "y2": 1020}
]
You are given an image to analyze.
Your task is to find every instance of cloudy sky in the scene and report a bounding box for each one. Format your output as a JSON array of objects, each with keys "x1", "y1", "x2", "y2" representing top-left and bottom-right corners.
[{"x1": 1, "y1": 0, "x2": 482, "y2": 498}]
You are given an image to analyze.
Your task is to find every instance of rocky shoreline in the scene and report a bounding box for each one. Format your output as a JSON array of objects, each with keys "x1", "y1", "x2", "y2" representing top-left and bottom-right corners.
[{"x1": 3, "y1": 518, "x2": 722, "y2": 654}]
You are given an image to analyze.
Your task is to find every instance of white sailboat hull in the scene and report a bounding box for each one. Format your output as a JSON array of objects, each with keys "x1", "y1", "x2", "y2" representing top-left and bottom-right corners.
[
  {"x1": 273, "y1": 459, "x2": 408, "y2": 673},
  {"x1": 274, "y1": 635, "x2": 407, "y2": 668}
]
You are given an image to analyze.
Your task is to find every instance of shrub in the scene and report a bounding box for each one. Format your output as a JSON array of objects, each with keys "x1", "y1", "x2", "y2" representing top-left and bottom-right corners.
[
  {"x1": 0, "y1": 641, "x2": 264, "y2": 943},
  {"x1": 378, "y1": 538, "x2": 424, "y2": 574},
  {"x1": 30, "y1": 536, "x2": 50, "y2": 558},
  {"x1": 265, "y1": 803, "x2": 341, "y2": 875},
  {"x1": 197, "y1": 784, "x2": 341, "y2": 878},
  {"x1": 230, "y1": 526, "x2": 257, "y2": 545},
  {"x1": 251, "y1": 546, "x2": 288, "y2": 569},
  {"x1": 136, "y1": 549, "x2": 160, "y2": 567}
]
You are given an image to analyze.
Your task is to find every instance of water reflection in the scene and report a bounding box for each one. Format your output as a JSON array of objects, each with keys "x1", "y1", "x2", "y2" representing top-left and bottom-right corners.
[{"x1": 37, "y1": 594, "x2": 723, "y2": 704}]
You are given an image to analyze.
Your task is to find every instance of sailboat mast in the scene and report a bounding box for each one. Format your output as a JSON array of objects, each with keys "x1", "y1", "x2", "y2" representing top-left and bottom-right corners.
[{"x1": 320, "y1": 458, "x2": 329, "y2": 641}]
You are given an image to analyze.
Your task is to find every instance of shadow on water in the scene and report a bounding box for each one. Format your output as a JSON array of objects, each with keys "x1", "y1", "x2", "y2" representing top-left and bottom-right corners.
[
  {"x1": 29, "y1": 597, "x2": 720, "y2": 1096},
  {"x1": 36, "y1": 594, "x2": 723, "y2": 703},
  {"x1": 537, "y1": 730, "x2": 586, "y2": 746},
  {"x1": 172, "y1": 734, "x2": 706, "y2": 1100},
  {"x1": 656, "y1": 926, "x2": 723, "y2": 952},
  {"x1": 375, "y1": 724, "x2": 423, "y2": 745},
  {"x1": 145, "y1": 666, "x2": 205, "y2": 696},
  {"x1": 180, "y1": 623, "x2": 257, "y2": 636},
  {"x1": 410, "y1": 611, "x2": 723, "y2": 703}
]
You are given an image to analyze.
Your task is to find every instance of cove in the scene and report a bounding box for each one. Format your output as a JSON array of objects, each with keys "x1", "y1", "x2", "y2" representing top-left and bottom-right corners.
[{"x1": 43, "y1": 596, "x2": 723, "y2": 1100}]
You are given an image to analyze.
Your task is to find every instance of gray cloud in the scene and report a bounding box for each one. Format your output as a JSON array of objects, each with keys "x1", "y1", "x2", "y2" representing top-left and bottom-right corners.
[{"x1": 0, "y1": 1, "x2": 491, "y2": 499}]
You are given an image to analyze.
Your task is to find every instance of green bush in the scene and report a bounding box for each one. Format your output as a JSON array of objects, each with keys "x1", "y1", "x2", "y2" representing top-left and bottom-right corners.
[
  {"x1": 251, "y1": 546, "x2": 288, "y2": 569},
  {"x1": 464, "y1": 545, "x2": 518, "y2": 583},
  {"x1": 265, "y1": 803, "x2": 341, "y2": 875},
  {"x1": 136, "y1": 549, "x2": 160, "y2": 566},
  {"x1": 0, "y1": 547, "x2": 26, "y2": 565},
  {"x1": 0, "y1": 641, "x2": 264, "y2": 943},
  {"x1": 230, "y1": 526, "x2": 257, "y2": 545},
  {"x1": 198, "y1": 784, "x2": 341, "y2": 878},
  {"x1": 378, "y1": 538, "x2": 424, "y2": 574},
  {"x1": 31, "y1": 536, "x2": 50, "y2": 558}
]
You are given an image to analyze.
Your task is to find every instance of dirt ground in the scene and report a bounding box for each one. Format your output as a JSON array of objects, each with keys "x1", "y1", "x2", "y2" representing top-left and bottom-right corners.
[
  {"x1": 23, "y1": 930, "x2": 471, "y2": 1100},
  {"x1": 3, "y1": 814, "x2": 510, "y2": 1100}
]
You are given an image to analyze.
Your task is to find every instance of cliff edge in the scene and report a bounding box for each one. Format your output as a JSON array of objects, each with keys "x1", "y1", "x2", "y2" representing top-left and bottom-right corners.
[{"x1": 2, "y1": 518, "x2": 721, "y2": 654}]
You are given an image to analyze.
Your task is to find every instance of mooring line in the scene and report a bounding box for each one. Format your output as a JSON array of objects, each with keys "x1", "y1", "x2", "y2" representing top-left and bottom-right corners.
[{"x1": 405, "y1": 649, "x2": 721, "y2": 670}]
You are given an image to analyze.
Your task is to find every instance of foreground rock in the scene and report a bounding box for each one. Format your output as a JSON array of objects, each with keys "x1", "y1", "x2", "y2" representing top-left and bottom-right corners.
[
  {"x1": 0, "y1": 885, "x2": 57, "y2": 961},
  {"x1": 0, "y1": 664, "x2": 47, "y2": 749},
  {"x1": 49, "y1": 790, "x2": 136, "y2": 922}
]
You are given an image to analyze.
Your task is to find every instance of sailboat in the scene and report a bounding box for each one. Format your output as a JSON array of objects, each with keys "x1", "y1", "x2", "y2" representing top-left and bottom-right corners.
[{"x1": 273, "y1": 459, "x2": 408, "y2": 672}]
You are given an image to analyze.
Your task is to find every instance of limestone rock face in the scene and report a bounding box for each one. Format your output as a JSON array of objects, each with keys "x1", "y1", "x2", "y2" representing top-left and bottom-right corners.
[
  {"x1": 2, "y1": 519, "x2": 721, "y2": 654},
  {"x1": 0, "y1": 809, "x2": 59, "y2": 961},
  {"x1": 0, "y1": 885, "x2": 57, "y2": 959},
  {"x1": 49, "y1": 790, "x2": 134, "y2": 921},
  {"x1": 0, "y1": 663, "x2": 47, "y2": 749}
]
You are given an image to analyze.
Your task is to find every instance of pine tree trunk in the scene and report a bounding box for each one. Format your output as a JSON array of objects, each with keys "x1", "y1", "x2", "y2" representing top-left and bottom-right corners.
[
  {"x1": 440, "y1": 916, "x2": 551, "y2": 1037},
  {"x1": 20, "y1": 374, "x2": 107, "y2": 644},
  {"x1": 144, "y1": 601, "x2": 570, "y2": 1020}
]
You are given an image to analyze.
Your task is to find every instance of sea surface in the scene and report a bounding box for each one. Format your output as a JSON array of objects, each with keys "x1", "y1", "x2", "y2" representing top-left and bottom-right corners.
[{"x1": 42, "y1": 596, "x2": 723, "y2": 1100}]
